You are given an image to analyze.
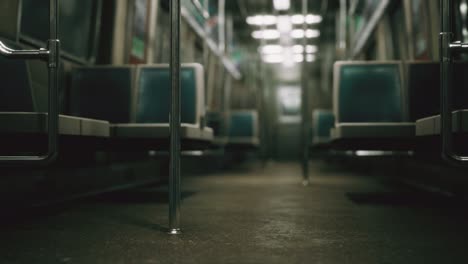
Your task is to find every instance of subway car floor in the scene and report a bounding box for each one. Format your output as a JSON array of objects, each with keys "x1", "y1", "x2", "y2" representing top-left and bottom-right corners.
[{"x1": 1, "y1": 161, "x2": 468, "y2": 263}]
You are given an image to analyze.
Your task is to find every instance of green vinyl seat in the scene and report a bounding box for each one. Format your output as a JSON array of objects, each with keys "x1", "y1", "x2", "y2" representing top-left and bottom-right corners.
[
  {"x1": 70, "y1": 64, "x2": 213, "y2": 145},
  {"x1": 312, "y1": 109, "x2": 335, "y2": 145},
  {"x1": 206, "y1": 111, "x2": 228, "y2": 146},
  {"x1": 227, "y1": 110, "x2": 259, "y2": 147},
  {"x1": 331, "y1": 61, "x2": 414, "y2": 142},
  {"x1": 0, "y1": 38, "x2": 109, "y2": 139},
  {"x1": 70, "y1": 66, "x2": 135, "y2": 124},
  {"x1": 135, "y1": 65, "x2": 198, "y2": 125},
  {"x1": 112, "y1": 64, "x2": 212, "y2": 142}
]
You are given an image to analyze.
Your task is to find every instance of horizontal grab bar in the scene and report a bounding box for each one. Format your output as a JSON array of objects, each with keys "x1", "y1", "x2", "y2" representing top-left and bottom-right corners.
[
  {"x1": 0, "y1": 41, "x2": 50, "y2": 60},
  {"x1": 449, "y1": 41, "x2": 468, "y2": 53}
]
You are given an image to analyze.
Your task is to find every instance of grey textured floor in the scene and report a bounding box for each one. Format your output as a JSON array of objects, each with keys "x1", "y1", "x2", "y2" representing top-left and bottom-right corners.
[{"x1": 1, "y1": 162, "x2": 468, "y2": 263}]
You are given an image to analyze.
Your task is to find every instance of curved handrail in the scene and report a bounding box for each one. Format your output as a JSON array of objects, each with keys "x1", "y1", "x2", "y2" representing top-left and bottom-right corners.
[
  {"x1": 0, "y1": 0, "x2": 59, "y2": 166},
  {"x1": 440, "y1": 0, "x2": 468, "y2": 164}
]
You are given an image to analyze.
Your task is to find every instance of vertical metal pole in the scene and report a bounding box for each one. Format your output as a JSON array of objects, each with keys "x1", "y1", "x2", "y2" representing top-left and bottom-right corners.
[
  {"x1": 338, "y1": 0, "x2": 347, "y2": 58},
  {"x1": 301, "y1": 0, "x2": 310, "y2": 185},
  {"x1": 202, "y1": 0, "x2": 210, "y2": 109},
  {"x1": 169, "y1": 0, "x2": 182, "y2": 235},
  {"x1": 223, "y1": 72, "x2": 232, "y2": 113},
  {"x1": 257, "y1": 59, "x2": 266, "y2": 166},
  {"x1": 439, "y1": 0, "x2": 468, "y2": 163},
  {"x1": 258, "y1": 15, "x2": 271, "y2": 160},
  {"x1": 218, "y1": 0, "x2": 226, "y2": 53},
  {"x1": 262, "y1": 64, "x2": 271, "y2": 162},
  {"x1": 47, "y1": 0, "x2": 59, "y2": 164},
  {"x1": 441, "y1": 0, "x2": 454, "y2": 162}
]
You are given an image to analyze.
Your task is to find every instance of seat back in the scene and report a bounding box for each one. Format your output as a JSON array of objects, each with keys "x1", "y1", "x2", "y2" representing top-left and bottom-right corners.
[
  {"x1": 406, "y1": 62, "x2": 439, "y2": 121},
  {"x1": 312, "y1": 109, "x2": 335, "y2": 141},
  {"x1": 0, "y1": 1, "x2": 21, "y2": 41},
  {"x1": 228, "y1": 110, "x2": 258, "y2": 138},
  {"x1": 334, "y1": 61, "x2": 405, "y2": 123},
  {"x1": 70, "y1": 66, "x2": 135, "y2": 123},
  {"x1": 135, "y1": 63, "x2": 204, "y2": 126},
  {"x1": 206, "y1": 111, "x2": 226, "y2": 137},
  {"x1": 452, "y1": 63, "x2": 468, "y2": 111},
  {"x1": 0, "y1": 39, "x2": 35, "y2": 112},
  {"x1": 406, "y1": 62, "x2": 468, "y2": 121}
]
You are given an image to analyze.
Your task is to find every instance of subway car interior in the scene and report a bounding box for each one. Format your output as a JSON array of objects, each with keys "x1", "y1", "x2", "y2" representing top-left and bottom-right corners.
[{"x1": 2, "y1": 0, "x2": 468, "y2": 262}]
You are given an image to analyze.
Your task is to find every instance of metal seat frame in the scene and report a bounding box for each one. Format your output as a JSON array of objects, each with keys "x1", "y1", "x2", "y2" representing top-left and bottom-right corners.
[{"x1": 0, "y1": 0, "x2": 60, "y2": 165}]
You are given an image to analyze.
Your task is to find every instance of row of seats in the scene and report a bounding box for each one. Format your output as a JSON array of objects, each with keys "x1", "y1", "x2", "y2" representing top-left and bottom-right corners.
[
  {"x1": 71, "y1": 64, "x2": 213, "y2": 145},
  {"x1": 311, "y1": 109, "x2": 334, "y2": 146},
  {"x1": 0, "y1": 38, "x2": 260, "y2": 155},
  {"x1": 206, "y1": 110, "x2": 260, "y2": 149},
  {"x1": 310, "y1": 61, "x2": 468, "y2": 154}
]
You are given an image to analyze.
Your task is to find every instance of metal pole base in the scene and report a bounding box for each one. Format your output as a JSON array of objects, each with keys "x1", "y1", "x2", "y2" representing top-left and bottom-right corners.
[{"x1": 168, "y1": 228, "x2": 182, "y2": 235}]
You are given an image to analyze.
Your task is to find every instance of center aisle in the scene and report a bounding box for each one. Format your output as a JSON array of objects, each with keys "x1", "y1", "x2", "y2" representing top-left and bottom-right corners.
[{"x1": 2, "y1": 162, "x2": 468, "y2": 263}]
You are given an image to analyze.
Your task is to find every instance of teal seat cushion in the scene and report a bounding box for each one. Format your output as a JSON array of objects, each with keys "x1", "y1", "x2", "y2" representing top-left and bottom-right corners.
[
  {"x1": 71, "y1": 67, "x2": 133, "y2": 123},
  {"x1": 314, "y1": 110, "x2": 335, "y2": 138},
  {"x1": 338, "y1": 64, "x2": 403, "y2": 123},
  {"x1": 229, "y1": 112, "x2": 255, "y2": 138},
  {"x1": 136, "y1": 67, "x2": 197, "y2": 124}
]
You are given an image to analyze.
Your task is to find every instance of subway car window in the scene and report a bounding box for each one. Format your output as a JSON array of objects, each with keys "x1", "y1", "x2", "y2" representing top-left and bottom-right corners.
[
  {"x1": 389, "y1": 4, "x2": 407, "y2": 60},
  {"x1": 21, "y1": 0, "x2": 100, "y2": 63},
  {"x1": 410, "y1": 0, "x2": 432, "y2": 60},
  {"x1": 4, "y1": 0, "x2": 468, "y2": 263},
  {"x1": 460, "y1": 0, "x2": 468, "y2": 42}
]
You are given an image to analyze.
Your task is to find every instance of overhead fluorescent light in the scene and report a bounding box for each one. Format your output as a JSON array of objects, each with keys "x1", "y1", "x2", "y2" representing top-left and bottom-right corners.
[
  {"x1": 274, "y1": 0, "x2": 290, "y2": 11},
  {"x1": 291, "y1": 29, "x2": 320, "y2": 39},
  {"x1": 247, "y1": 14, "x2": 322, "y2": 26},
  {"x1": 263, "y1": 54, "x2": 284, "y2": 63},
  {"x1": 260, "y1": 45, "x2": 318, "y2": 55},
  {"x1": 291, "y1": 29, "x2": 304, "y2": 39},
  {"x1": 283, "y1": 48, "x2": 294, "y2": 67},
  {"x1": 306, "y1": 14, "x2": 323, "y2": 24},
  {"x1": 246, "y1": 15, "x2": 277, "y2": 26},
  {"x1": 252, "y1": 29, "x2": 280, "y2": 40},
  {"x1": 261, "y1": 46, "x2": 318, "y2": 64},
  {"x1": 292, "y1": 45, "x2": 304, "y2": 53},
  {"x1": 305, "y1": 29, "x2": 320, "y2": 38},
  {"x1": 292, "y1": 45, "x2": 318, "y2": 54},
  {"x1": 277, "y1": 15, "x2": 292, "y2": 33},
  {"x1": 291, "y1": 15, "x2": 305, "y2": 24},
  {"x1": 291, "y1": 14, "x2": 323, "y2": 25},
  {"x1": 306, "y1": 45, "x2": 318, "y2": 53},
  {"x1": 306, "y1": 54, "x2": 316, "y2": 62},
  {"x1": 294, "y1": 54, "x2": 304, "y2": 63},
  {"x1": 461, "y1": 2, "x2": 468, "y2": 15},
  {"x1": 259, "y1": 45, "x2": 283, "y2": 54}
]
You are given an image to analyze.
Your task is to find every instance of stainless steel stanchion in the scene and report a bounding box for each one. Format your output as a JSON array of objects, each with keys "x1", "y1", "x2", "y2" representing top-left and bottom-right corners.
[
  {"x1": 169, "y1": 0, "x2": 182, "y2": 235},
  {"x1": 301, "y1": 0, "x2": 310, "y2": 185}
]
